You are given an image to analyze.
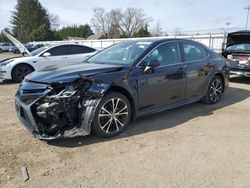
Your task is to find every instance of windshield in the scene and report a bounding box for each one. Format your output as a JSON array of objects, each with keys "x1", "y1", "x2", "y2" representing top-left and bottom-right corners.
[
  {"x1": 30, "y1": 46, "x2": 48, "y2": 56},
  {"x1": 226, "y1": 44, "x2": 250, "y2": 52},
  {"x1": 87, "y1": 41, "x2": 152, "y2": 65}
]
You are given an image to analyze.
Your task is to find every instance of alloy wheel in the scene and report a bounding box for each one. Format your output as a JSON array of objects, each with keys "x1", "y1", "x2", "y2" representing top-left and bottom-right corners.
[
  {"x1": 98, "y1": 98, "x2": 129, "y2": 134},
  {"x1": 209, "y1": 78, "x2": 222, "y2": 103},
  {"x1": 13, "y1": 65, "x2": 33, "y2": 82}
]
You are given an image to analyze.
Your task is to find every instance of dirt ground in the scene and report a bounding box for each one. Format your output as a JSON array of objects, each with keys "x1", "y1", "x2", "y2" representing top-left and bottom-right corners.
[{"x1": 0, "y1": 52, "x2": 250, "y2": 188}]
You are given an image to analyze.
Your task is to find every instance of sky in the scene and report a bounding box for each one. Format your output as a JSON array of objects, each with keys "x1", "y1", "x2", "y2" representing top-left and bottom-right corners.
[{"x1": 0, "y1": 0, "x2": 250, "y2": 34}]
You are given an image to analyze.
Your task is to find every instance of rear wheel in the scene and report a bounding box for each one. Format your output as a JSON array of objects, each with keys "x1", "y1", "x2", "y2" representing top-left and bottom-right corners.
[
  {"x1": 14, "y1": 49, "x2": 20, "y2": 54},
  {"x1": 12, "y1": 64, "x2": 34, "y2": 83},
  {"x1": 201, "y1": 76, "x2": 223, "y2": 104},
  {"x1": 92, "y1": 92, "x2": 131, "y2": 138}
]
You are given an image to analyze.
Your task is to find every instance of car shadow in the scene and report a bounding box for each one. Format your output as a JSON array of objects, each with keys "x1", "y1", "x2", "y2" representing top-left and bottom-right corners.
[
  {"x1": 48, "y1": 86, "x2": 250, "y2": 148},
  {"x1": 229, "y1": 76, "x2": 250, "y2": 84},
  {"x1": 0, "y1": 79, "x2": 17, "y2": 85}
]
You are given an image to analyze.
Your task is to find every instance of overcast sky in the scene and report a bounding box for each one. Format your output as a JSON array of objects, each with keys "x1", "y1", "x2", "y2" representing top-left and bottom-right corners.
[{"x1": 0, "y1": 0, "x2": 249, "y2": 33}]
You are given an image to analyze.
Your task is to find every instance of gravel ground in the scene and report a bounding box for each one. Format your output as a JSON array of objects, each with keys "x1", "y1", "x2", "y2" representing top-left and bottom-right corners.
[{"x1": 0, "y1": 53, "x2": 250, "y2": 188}]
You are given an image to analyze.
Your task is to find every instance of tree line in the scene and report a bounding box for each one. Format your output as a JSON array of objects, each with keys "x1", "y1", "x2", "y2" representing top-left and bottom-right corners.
[{"x1": 0, "y1": 0, "x2": 159, "y2": 43}]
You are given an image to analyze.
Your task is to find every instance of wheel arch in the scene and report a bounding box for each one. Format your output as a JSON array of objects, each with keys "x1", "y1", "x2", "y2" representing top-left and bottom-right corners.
[
  {"x1": 11, "y1": 63, "x2": 35, "y2": 80},
  {"x1": 214, "y1": 72, "x2": 225, "y2": 92},
  {"x1": 108, "y1": 85, "x2": 136, "y2": 121}
]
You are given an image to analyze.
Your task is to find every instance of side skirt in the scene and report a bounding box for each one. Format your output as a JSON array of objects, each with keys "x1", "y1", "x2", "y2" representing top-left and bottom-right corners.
[{"x1": 136, "y1": 96, "x2": 203, "y2": 118}]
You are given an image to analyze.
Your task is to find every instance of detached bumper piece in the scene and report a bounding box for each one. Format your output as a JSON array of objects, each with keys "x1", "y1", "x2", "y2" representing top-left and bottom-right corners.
[{"x1": 15, "y1": 80, "x2": 108, "y2": 140}]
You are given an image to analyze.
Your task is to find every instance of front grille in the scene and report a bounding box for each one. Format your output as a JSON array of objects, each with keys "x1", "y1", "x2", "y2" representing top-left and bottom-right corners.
[{"x1": 22, "y1": 89, "x2": 46, "y2": 94}]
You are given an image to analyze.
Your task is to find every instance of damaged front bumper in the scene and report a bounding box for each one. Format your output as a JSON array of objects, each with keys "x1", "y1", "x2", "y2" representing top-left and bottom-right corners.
[{"x1": 15, "y1": 79, "x2": 109, "y2": 140}]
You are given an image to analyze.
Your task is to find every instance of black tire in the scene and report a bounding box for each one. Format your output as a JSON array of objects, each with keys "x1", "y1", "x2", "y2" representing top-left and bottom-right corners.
[
  {"x1": 12, "y1": 64, "x2": 34, "y2": 83},
  {"x1": 201, "y1": 76, "x2": 223, "y2": 104},
  {"x1": 92, "y1": 91, "x2": 131, "y2": 138},
  {"x1": 14, "y1": 49, "x2": 20, "y2": 54}
]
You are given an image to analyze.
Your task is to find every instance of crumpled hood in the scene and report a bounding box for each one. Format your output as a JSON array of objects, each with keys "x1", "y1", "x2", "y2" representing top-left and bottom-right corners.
[
  {"x1": 226, "y1": 31, "x2": 250, "y2": 48},
  {"x1": 25, "y1": 62, "x2": 125, "y2": 84}
]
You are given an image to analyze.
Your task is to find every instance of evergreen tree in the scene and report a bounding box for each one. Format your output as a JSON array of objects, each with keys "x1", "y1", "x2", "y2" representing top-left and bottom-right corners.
[
  {"x1": 132, "y1": 25, "x2": 151, "y2": 38},
  {"x1": 57, "y1": 24, "x2": 93, "y2": 39},
  {"x1": 0, "y1": 28, "x2": 11, "y2": 42},
  {"x1": 11, "y1": 0, "x2": 53, "y2": 42}
]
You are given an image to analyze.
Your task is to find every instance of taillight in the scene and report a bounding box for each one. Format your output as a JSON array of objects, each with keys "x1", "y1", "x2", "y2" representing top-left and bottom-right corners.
[{"x1": 239, "y1": 57, "x2": 249, "y2": 61}]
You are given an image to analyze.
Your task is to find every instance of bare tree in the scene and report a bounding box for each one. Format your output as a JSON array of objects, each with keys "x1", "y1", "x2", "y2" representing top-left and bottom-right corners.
[
  {"x1": 113, "y1": 8, "x2": 152, "y2": 37},
  {"x1": 174, "y1": 27, "x2": 181, "y2": 36},
  {"x1": 49, "y1": 13, "x2": 60, "y2": 31},
  {"x1": 91, "y1": 8, "x2": 113, "y2": 37},
  {"x1": 91, "y1": 7, "x2": 152, "y2": 38},
  {"x1": 152, "y1": 20, "x2": 163, "y2": 37}
]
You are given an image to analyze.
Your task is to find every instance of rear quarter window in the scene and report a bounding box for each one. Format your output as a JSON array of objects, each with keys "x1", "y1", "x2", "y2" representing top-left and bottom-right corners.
[{"x1": 70, "y1": 45, "x2": 96, "y2": 54}]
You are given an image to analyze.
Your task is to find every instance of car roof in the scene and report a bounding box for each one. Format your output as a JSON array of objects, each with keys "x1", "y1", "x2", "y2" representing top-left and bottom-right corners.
[
  {"x1": 120, "y1": 38, "x2": 200, "y2": 44},
  {"x1": 46, "y1": 43, "x2": 96, "y2": 49},
  {"x1": 228, "y1": 30, "x2": 250, "y2": 35}
]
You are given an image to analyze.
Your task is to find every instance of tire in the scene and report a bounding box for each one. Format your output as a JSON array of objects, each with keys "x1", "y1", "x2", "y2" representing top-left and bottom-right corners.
[
  {"x1": 92, "y1": 91, "x2": 131, "y2": 138},
  {"x1": 12, "y1": 64, "x2": 34, "y2": 83},
  {"x1": 201, "y1": 76, "x2": 223, "y2": 104},
  {"x1": 14, "y1": 50, "x2": 20, "y2": 54}
]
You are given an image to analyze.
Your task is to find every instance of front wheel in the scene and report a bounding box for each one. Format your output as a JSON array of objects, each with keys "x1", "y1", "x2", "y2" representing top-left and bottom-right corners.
[
  {"x1": 92, "y1": 92, "x2": 131, "y2": 138},
  {"x1": 12, "y1": 64, "x2": 34, "y2": 83},
  {"x1": 201, "y1": 76, "x2": 223, "y2": 104}
]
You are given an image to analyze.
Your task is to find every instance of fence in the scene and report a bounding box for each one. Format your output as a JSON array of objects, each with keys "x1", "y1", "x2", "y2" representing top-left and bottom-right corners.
[{"x1": 31, "y1": 33, "x2": 227, "y2": 52}]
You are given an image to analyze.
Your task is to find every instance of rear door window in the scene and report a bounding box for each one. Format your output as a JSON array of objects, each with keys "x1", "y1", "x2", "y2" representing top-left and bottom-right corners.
[
  {"x1": 181, "y1": 42, "x2": 208, "y2": 62},
  {"x1": 70, "y1": 45, "x2": 96, "y2": 54}
]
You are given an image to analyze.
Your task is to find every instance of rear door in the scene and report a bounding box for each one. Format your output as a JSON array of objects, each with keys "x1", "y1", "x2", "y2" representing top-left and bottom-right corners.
[
  {"x1": 37, "y1": 45, "x2": 71, "y2": 69},
  {"x1": 137, "y1": 41, "x2": 186, "y2": 109},
  {"x1": 179, "y1": 41, "x2": 212, "y2": 98}
]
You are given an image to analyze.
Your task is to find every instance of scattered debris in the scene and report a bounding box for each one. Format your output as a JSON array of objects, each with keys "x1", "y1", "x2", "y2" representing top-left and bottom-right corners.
[
  {"x1": 41, "y1": 170, "x2": 50, "y2": 176},
  {"x1": 21, "y1": 166, "x2": 29, "y2": 182}
]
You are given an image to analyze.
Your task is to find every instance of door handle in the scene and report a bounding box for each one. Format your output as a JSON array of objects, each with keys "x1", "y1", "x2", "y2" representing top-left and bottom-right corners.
[{"x1": 62, "y1": 57, "x2": 68, "y2": 59}]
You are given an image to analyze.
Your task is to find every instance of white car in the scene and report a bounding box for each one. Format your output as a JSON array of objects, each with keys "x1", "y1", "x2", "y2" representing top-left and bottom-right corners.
[
  {"x1": 0, "y1": 43, "x2": 14, "y2": 52},
  {"x1": 0, "y1": 43, "x2": 97, "y2": 82}
]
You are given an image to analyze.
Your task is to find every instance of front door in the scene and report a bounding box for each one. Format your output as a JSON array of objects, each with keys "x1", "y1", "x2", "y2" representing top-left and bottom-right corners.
[
  {"x1": 37, "y1": 45, "x2": 71, "y2": 70},
  {"x1": 137, "y1": 42, "x2": 186, "y2": 110}
]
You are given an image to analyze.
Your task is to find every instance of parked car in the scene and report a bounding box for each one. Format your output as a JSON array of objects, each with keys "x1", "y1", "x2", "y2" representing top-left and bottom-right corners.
[
  {"x1": 9, "y1": 44, "x2": 44, "y2": 54},
  {"x1": 0, "y1": 43, "x2": 98, "y2": 82},
  {"x1": 15, "y1": 39, "x2": 230, "y2": 140},
  {"x1": 0, "y1": 43, "x2": 14, "y2": 52},
  {"x1": 221, "y1": 30, "x2": 250, "y2": 77}
]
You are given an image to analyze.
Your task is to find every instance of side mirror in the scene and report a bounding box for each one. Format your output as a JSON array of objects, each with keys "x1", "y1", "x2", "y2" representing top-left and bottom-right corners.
[
  {"x1": 43, "y1": 52, "x2": 51, "y2": 57},
  {"x1": 143, "y1": 59, "x2": 160, "y2": 73}
]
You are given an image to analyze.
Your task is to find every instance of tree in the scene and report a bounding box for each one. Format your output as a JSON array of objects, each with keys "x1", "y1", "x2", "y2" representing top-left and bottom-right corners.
[
  {"x1": 91, "y1": 8, "x2": 114, "y2": 38},
  {"x1": 152, "y1": 20, "x2": 163, "y2": 37},
  {"x1": 0, "y1": 28, "x2": 11, "y2": 42},
  {"x1": 57, "y1": 24, "x2": 93, "y2": 39},
  {"x1": 11, "y1": 0, "x2": 54, "y2": 42},
  {"x1": 132, "y1": 25, "x2": 151, "y2": 38},
  {"x1": 49, "y1": 13, "x2": 60, "y2": 31},
  {"x1": 30, "y1": 23, "x2": 54, "y2": 41},
  {"x1": 91, "y1": 7, "x2": 152, "y2": 38}
]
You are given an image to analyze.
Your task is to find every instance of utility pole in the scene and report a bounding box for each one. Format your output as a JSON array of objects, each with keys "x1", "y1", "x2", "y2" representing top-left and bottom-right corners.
[
  {"x1": 245, "y1": 6, "x2": 250, "y2": 30},
  {"x1": 225, "y1": 22, "x2": 231, "y2": 33}
]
